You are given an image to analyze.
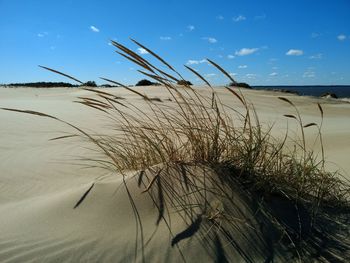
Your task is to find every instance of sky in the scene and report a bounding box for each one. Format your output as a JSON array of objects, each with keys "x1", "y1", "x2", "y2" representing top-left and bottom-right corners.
[{"x1": 0, "y1": 0, "x2": 349, "y2": 86}]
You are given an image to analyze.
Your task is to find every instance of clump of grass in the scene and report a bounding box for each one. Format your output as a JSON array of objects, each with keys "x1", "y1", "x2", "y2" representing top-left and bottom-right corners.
[{"x1": 2, "y1": 39, "x2": 350, "y2": 261}]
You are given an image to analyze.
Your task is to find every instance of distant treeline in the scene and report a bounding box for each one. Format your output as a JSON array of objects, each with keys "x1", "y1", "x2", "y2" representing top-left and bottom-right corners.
[
  {"x1": 4, "y1": 82, "x2": 79, "y2": 88},
  {"x1": 2, "y1": 81, "x2": 120, "y2": 88}
]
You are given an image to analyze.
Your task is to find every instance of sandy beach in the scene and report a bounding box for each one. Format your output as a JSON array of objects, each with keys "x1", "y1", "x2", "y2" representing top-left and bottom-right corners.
[{"x1": 0, "y1": 86, "x2": 349, "y2": 262}]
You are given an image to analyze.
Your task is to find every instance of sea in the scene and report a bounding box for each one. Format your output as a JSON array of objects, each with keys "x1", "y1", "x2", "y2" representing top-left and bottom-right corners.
[{"x1": 252, "y1": 85, "x2": 350, "y2": 99}]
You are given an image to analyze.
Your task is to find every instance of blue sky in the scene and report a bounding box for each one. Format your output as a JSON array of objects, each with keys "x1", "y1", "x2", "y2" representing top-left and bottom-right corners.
[{"x1": 0, "y1": 0, "x2": 349, "y2": 85}]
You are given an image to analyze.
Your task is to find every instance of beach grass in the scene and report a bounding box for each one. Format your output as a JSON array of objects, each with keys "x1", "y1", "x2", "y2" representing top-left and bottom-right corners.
[{"x1": 2, "y1": 39, "x2": 350, "y2": 262}]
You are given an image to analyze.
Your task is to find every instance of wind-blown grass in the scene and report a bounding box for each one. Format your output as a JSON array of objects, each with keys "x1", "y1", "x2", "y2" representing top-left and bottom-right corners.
[{"x1": 2, "y1": 39, "x2": 350, "y2": 262}]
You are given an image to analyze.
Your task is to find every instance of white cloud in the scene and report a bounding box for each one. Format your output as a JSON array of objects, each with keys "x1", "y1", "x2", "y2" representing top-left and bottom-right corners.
[
  {"x1": 269, "y1": 72, "x2": 278, "y2": 76},
  {"x1": 229, "y1": 72, "x2": 237, "y2": 77},
  {"x1": 137, "y1": 48, "x2": 149, "y2": 55},
  {"x1": 187, "y1": 25, "x2": 195, "y2": 31},
  {"x1": 217, "y1": 15, "x2": 224, "y2": 20},
  {"x1": 37, "y1": 32, "x2": 48, "y2": 37},
  {"x1": 90, "y1": 26, "x2": 100, "y2": 32},
  {"x1": 205, "y1": 73, "x2": 216, "y2": 77},
  {"x1": 227, "y1": 54, "x2": 235, "y2": 59},
  {"x1": 337, "y1": 34, "x2": 346, "y2": 41},
  {"x1": 186, "y1": 60, "x2": 198, "y2": 65},
  {"x1": 233, "y1": 15, "x2": 246, "y2": 22},
  {"x1": 160, "y1": 36, "x2": 171, "y2": 40},
  {"x1": 286, "y1": 49, "x2": 303, "y2": 56},
  {"x1": 202, "y1": 37, "x2": 217, "y2": 43},
  {"x1": 235, "y1": 48, "x2": 259, "y2": 56},
  {"x1": 309, "y1": 53, "x2": 323, "y2": 59},
  {"x1": 186, "y1": 59, "x2": 207, "y2": 65},
  {"x1": 238, "y1": 65, "x2": 247, "y2": 69},
  {"x1": 208, "y1": 37, "x2": 217, "y2": 43}
]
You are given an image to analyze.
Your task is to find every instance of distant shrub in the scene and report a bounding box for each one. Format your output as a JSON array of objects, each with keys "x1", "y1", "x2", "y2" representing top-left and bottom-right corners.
[
  {"x1": 135, "y1": 79, "x2": 154, "y2": 86},
  {"x1": 177, "y1": 80, "x2": 193, "y2": 86},
  {"x1": 100, "y1": 84, "x2": 113, "y2": 88},
  {"x1": 228, "y1": 82, "x2": 252, "y2": 89},
  {"x1": 83, "y1": 81, "x2": 97, "y2": 87}
]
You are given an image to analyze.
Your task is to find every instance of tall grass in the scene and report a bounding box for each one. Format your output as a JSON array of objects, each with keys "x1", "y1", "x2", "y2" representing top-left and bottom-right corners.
[{"x1": 2, "y1": 39, "x2": 349, "y2": 262}]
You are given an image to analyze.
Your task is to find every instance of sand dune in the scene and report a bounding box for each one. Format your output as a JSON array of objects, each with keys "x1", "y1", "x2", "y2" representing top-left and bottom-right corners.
[{"x1": 0, "y1": 86, "x2": 349, "y2": 262}]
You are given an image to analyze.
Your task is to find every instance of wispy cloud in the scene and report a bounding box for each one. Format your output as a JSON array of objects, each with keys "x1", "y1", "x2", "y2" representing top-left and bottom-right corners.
[
  {"x1": 137, "y1": 48, "x2": 149, "y2": 55},
  {"x1": 309, "y1": 53, "x2": 323, "y2": 59},
  {"x1": 216, "y1": 15, "x2": 224, "y2": 20},
  {"x1": 303, "y1": 71, "x2": 315, "y2": 78},
  {"x1": 337, "y1": 34, "x2": 346, "y2": 41},
  {"x1": 202, "y1": 37, "x2": 217, "y2": 43},
  {"x1": 238, "y1": 65, "x2": 247, "y2": 69},
  {"x1": 286, "y1": 49, "x2": 303, "y2": 56},
  {"x1": 303, "y1": 68, "x2": 315, "y2": 78},
  {"x1": 160, "y1": 36, "x2": 171, "y2": 40},
  {"x1": 227, "y1": 54, "x2": 235, "y2": 59},
  {"x1": 245, "y1": 73, "x2": 257, "y2": 79},
  {"x1": 90, "y1": 25, "x2": 100, "y2": 32},
  {"x1": 269, "y1": 72, "x2": 278, "y2": 76},
  {"x1": 186, "y1": 59, "x2": 207, "y2": 65},
  {"x1": 187, "y1": 25, "x2": 195, "y2": 31},
  {"x1": 311, "y1": 32, "x2": 321, "y2": 38},
  {"x1": 235, "y1": 48, "x2": 258, "y2": 56},
  {"x1": 205, "y1": 73, "x2": 216, "y2": 78},
  {"x1": 254, "y1": 14, "x2": 266, "y2": 20},
  {"x1": 37, "y1": 32, "x2": 48, "y2": 37},
  {"x1": 233, "y1": 15, "x2": 246, "y2": 22},
  {"x1": 229, "y1": 72, "x2": 237, "y2": 77}
]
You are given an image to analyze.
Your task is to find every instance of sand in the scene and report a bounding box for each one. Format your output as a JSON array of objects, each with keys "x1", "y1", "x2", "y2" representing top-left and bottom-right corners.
[{"x1": 0, "y1": 86, "x2": 349, "y2": 262}]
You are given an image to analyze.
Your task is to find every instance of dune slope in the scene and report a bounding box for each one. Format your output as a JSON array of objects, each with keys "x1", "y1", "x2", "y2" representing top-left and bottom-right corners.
[{"x1": 0, "y1": 87, "x2": 349, "y2": 262}]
